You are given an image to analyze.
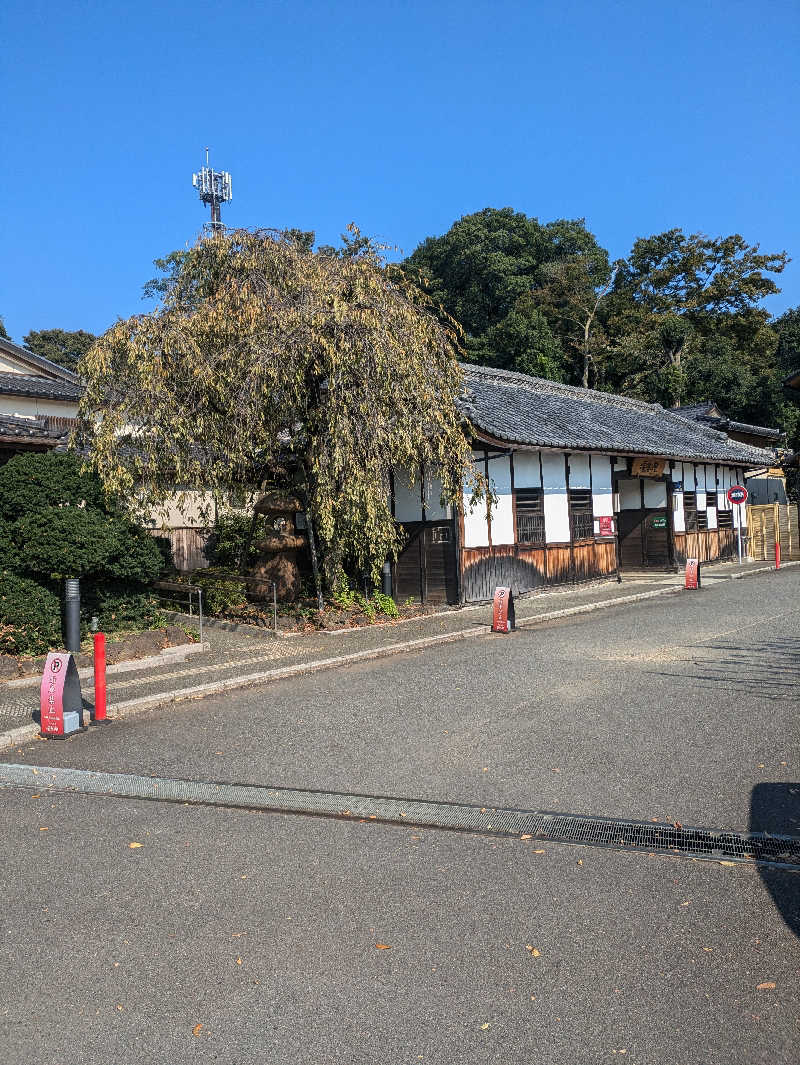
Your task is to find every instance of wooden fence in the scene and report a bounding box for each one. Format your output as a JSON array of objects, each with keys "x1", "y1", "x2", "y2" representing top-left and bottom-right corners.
[
  {"x1": 153, "y1": 527, "x2": 211, "y2": 572},
  {"x1": 747, "y1": 503, "x2": 800, "y2": 562}
]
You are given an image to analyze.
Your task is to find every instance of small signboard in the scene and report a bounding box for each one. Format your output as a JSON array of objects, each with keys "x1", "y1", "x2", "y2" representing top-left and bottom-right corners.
[
  {"x1": 632, "y1": 457, "x2": 666, "y2": 478},
  {"x1": 685, "y1": 558, "x2": 700, "y2": 590},
  {"x1": 491, "y1": 586, "x2": 515, "y2": 633},
  {"x1": 727, "y1": 485, "x2": 748, "y2": 505},
  {"x1": 39, "y1": 653, "x2": 85, "y2": 738},
  {"x1": 651, "y1": 515, "x2": 668, "y2": 529},
  {"x1": 597, "y1": 515, "x2": 615, "y2": 537}
]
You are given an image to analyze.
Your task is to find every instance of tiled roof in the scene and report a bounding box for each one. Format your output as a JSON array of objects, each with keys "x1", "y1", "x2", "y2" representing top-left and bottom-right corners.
[
  {"x1": 673, "y1": 403, "x2": 781, "y2": 442},
  {"x1": 0, "y1": 336, "x2": 83, "y2": 384},
  {"x1": 0, "y1": 414, "x2": 70, "y2": 445},
  {"x1": 0, "y1": 372, "x2": 83, "y2": 401},
  {"x1": 459, "y1": 363, "x2": 774, "y2": 467}
]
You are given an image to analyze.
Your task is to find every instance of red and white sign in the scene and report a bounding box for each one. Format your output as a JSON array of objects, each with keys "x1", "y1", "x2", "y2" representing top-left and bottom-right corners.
[
  {"x1": 491, "y1": 586, "x2": 515, "y2": 633},
  {"x1": 39, "y1": 653, "x2": 84, "y2": 737},
  {"x1": 597, "y1": 515, "x2": 615, "y2": 537},
  {"x1": 727, "y1": 485, "x2": 748, "y2": 505},
  {"x1": 685, "y1": 558, "x2": 700, "y2": 590}
]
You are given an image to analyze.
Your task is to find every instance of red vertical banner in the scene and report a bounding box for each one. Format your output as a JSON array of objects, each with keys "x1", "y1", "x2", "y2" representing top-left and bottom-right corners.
[
  {"x1": 685, "y1": 558, "x2": 700, "y2": 589},
  {"x1": 492, "y1": 586, "x2": 515, "y2": 632}
]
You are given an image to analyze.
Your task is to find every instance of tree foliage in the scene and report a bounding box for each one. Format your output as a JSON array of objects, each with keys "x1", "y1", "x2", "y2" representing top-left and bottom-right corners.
[
  {"x1": 81, "y1": 227, "x2": 476, "y2": 591},
  {"x1": 23, "y1": 328, "x2": 96, "y2": 370}
]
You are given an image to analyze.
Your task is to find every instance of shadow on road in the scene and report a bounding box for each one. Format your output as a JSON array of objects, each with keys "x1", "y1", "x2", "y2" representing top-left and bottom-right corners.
[
  {"x1": 650, "y1": 635, "x2": 800, "y2": 701},
  {"x1": 750, "y1": 782, "x2": 800, "y2": 939}
]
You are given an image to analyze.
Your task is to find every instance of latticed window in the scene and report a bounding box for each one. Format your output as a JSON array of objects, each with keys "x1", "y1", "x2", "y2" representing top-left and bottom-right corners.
[
  {"x1": 569, "y1": 489, "x2": 594, "y2": 541},
  {"x1": 683, "y1": 491, "x2": 698, "y2": 531},
  {"x1": 515, "y1": 488, "x2": 545, "y2": 544},
  {"x1": 718, "y1": 509, "x2": 734, "y2": 528}
]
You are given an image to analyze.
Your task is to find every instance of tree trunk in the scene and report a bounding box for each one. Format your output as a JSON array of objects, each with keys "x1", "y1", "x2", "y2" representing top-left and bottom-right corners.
[{"x1": 299, "y1": 461, "x2": 324, "y2": 611}]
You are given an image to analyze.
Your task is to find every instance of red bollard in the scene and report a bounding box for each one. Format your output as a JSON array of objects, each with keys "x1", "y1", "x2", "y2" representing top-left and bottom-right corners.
[
  {"x1": 775, "y1": 542, "x2": 781, "y2": 570},
  {"x1": 92, "y1": 631, "x2": 108, "y2": 724}
]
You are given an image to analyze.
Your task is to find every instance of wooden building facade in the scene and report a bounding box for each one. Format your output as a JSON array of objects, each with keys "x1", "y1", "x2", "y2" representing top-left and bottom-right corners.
[{"x1": 391, "y1": 365, "x2": 776, "y2": 606}]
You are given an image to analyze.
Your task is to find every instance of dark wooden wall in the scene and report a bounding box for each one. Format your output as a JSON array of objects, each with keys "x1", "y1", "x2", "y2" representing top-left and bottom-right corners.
[
  {"x1": 673, "y1": 528, "x2": 739, "y2": 564},
  {"x1": 460, "y1": 540, "x2": 617, "y2": 603}
]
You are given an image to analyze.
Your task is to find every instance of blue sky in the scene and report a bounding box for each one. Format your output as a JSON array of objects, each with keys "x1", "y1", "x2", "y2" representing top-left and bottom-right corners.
[{"x1": 2, "y1": 0, "x2": 799, "y2": 342}]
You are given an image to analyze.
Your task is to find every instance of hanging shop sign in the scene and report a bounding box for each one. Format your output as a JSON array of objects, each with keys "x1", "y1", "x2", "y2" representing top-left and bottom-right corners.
[{"x1": 632, "y1": 458, "x2": 666, "y2": 478}]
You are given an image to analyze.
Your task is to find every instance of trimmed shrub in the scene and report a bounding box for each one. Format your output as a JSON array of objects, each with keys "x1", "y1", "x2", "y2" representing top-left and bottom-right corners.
[
  {"x1": 81, "y1": 582, "x2": 165, "y2": 634},
  {"x1": 13, "y1": 507, "x2": 163, "y2": 582},
  {"x1": 0, "y1": 572, "x2": 61, "y2": 656},
  {"x1": 0, "y1": 452, "x2": 108, "y2": 522},
  {"x1": 204, "y1": 511, "x2": 263, "y2": 568},
  {"x1": 0, "y1": 519, "x2": 19, "y2": 571},
  {"x1": 189, "y1": 568, "x2": 248, "y2": 614}
]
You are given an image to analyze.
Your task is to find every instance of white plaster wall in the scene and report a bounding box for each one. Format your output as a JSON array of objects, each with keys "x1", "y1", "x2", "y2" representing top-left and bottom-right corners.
[
  {"x1": 568, "y1": 453, "x2": 591, "y2": 489},
  {"x1": 487, "y1": 454, "x2": 514, "y2": 546},
  {"x1": 394, "y1": 468, "x2": 423, "y2": 522},
  {"x1": 541, "y1": 452, "x2": 570, "y2": 542},
  {"x1": 422, "y1": 468, "x2": 449, "y2": 520},
  {"x1": 707, "y1": 506, "x2": 718, "y2": 529},
  {"x1": 0, "y1": 353, "x2": 32, "y2": 373},
  {"x1": 705, "y1": 465, "x2": 717, "y2": 492},
  {"x1": 673, "y1": 491, "x2": 685, "y2": 533},
  {"x1": 618, "y1": 478, "x2": 641, "y2": 510},
  {"x1": 684, "y1": 463, "x2": 696, "y2": 491},
  {"x1": 513, "y1": 451, "x2": 541, "y2": 489},
  {"x1": 590, "y1": 455, "x2": 613, "y2": 518},
  {"x1": 643, "y1": 480, "x2": 668, "y2": 508},
  {"x1": 0, "y1": 396, "x2": 79, "y2": 419},
  {"x1": 695, "y1": 465, "x2": 707, "y2": 495},
  {"x1": 463, "y1": 452, "x2": 489, "y2": 548}
]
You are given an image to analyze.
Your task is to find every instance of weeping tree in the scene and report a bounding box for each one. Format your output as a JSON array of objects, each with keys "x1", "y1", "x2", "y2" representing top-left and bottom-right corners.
[{"x1": 79, "y1": 227, "x2": 476, "y2": 608}]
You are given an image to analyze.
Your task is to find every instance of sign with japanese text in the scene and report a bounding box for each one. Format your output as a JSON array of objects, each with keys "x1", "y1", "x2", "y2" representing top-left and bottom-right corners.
[
  {"x1": 685, "y1": 558, "x2": 700, "y2": 590},
  {"x1": 39, "y1": 653, "x2": 84, "y2": 738},
  {"x1": 491, "y1": 586, "x2": 515, "y2": 633},
  {"x1": 727, "y1": 485, "x2": 748, "y2": 505},
  {"x1": 651, "y1": 515, "x2": 668, "y2": 529},
  {"x1": 597, "y1": 515, "x2": 615, "y2": 537},
  {"x1": 632, "y1": 457, "x2": 666, "y2": 478}
]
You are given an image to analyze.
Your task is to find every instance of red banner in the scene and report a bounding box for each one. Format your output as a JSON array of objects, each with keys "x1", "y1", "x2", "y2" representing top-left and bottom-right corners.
[
  {"x1": 685, "y1": 558, "x2": 700, "y2": 590},
  {"x1": 491, "y1": 586, "x2": 515, "y2": 633},
  {"x1": 597, "y1": 515, "x2": 614, "y2": 537}
]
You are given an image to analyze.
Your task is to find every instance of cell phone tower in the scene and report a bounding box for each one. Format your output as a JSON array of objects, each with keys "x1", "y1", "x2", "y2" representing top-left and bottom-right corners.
[{"x1": 192, "y1": 148, "x2": 232, "y2": 232}]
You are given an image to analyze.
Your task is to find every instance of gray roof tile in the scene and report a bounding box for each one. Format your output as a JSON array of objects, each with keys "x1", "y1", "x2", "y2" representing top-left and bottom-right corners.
[
  {"x1": 460, "y1": 364, "x2": 774, "y2": 467},
  {"x1": 0, "y1": 372, "x2": 83, "y2": 401}
]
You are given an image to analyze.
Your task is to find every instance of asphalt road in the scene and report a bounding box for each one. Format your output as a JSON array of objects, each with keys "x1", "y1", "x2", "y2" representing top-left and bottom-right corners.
[{"x1": 2, "y1": 568, "x2": 799, "y2": 1063}]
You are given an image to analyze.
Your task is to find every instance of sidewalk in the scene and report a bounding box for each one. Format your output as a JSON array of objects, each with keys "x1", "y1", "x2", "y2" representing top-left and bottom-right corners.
[{"x1": 0, "y1": 558, "x2": 787, "y2": 746}]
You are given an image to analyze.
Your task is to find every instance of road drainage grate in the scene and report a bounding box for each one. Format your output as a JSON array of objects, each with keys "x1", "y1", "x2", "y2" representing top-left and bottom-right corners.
[{"x1": 1, "y1": 762, "x2": 798, "y2": 869}]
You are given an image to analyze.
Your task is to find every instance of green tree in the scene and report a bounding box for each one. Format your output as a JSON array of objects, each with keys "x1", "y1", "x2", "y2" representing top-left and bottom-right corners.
[
  {"x1": 604, "y1": 230, "x2": 787, "y2": 408},
  {"x1": 402, "y1": 208, "x2": 608, "y2": 381},
  {"x1": 774, "y1": 307, "x2": 800, "y2": 376},
  {"x1": 80, "y1": 228, "x2": 477, "y2": 608},
  {"x1": 23, "y1": 328, "x2": 96, "y2": 370},
  {"x1": 0, "y1": 316, "x2": 10, "y2": 340}
]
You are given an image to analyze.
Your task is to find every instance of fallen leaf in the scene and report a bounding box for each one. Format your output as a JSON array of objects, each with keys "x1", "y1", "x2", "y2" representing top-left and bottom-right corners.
[
  {"x1": 31, "y1": 794, "x2": 40, "y2": 798},
  {"x1": 719, "y1": 860, "x2": 736, "y2": 867},
  {"x1": 480, "y1": 1023, "x2": 490, "y2": 1030},
  {"x1": 236, "y1": 957, "x2": 242, "y2": 965},
  {"x1": 703, "y1": 947, "x2": 713, "y2": 952},
  {"x1": 39, "y1": 827, "x2": 48, "y2": 832},
  {"x1": 533, "y1": 849, "x2": 545, "y2": 854},
  {"x1": 375, "y1": 943, "x2": 391, "y2": 950},
  {"x1": 757, "y1": 982, "x2": 776, "y2": 990},
  {"x1": 576, "y1": 859, "x2": 583, "y2": 866},
  {"x1": 128, "y1": 842, "x2": 143, "y2": 849},
  {"x1": 520, "y1": 834, "x2": 532, "y2": 840},
  {"x1": 192, "y1": 1023, "x2": 203, "y2": 1037}
]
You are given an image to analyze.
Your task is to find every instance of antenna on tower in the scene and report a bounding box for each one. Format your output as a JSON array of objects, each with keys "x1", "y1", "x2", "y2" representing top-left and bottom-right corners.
[{"x1": 192, "y1": 148, "x2": 232, "y2": 233}]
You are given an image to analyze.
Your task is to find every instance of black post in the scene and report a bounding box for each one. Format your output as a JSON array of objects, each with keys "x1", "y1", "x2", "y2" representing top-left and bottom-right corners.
[
  {"x1": 64, "y1": 579, "x2": 80, "y2": 654},
  {"x1": 381, "y1": 561, "x2": 392, "y2": 597}
]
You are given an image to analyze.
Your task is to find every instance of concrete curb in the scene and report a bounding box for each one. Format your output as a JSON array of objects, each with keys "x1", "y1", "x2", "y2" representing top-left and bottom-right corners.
[
  {"x1": 1, "y1": 566, "x2": 794, "y2": 749},
  {"x1": 2, "y1": 641, "x2": 209, "y2": 691},
  {"x1": 0, "y1": 585, "x2": 682, "y2": 748}
]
